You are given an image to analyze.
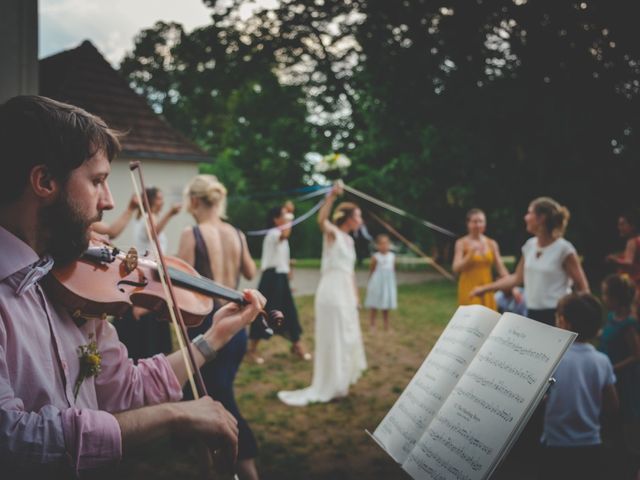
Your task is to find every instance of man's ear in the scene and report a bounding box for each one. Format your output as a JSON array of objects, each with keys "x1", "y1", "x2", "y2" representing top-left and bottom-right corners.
[{"x1": 29, "y1": 165, "x2": 60, "y2": 202}]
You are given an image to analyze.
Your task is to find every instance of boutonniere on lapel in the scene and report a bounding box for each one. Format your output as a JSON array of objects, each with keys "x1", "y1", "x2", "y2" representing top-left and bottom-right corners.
[{"x1": 73, "y1": 334, "x2": 102, "y2": 400}]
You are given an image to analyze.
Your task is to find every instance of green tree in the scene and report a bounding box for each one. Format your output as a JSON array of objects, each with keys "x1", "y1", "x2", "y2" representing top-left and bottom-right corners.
[
  {"x1": 121, "y1": 20, "x2": 320, "y2": 254},
  {"x1": 123, "y1": 1, "x2": 640, "y2": 274}
]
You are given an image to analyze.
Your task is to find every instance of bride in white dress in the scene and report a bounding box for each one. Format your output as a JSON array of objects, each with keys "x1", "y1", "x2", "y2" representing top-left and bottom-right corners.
[{"x1": 278, "y1": 183, "x2": 367, "y2": 406}]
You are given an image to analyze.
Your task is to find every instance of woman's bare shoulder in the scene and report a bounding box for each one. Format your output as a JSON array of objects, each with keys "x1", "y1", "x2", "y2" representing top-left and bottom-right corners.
[
  {"x1": 179, "y1": 225, "x2": 195, "y2": 242},
  {"x1": 455, "y1": 236, "x2": 469, "y2": 247}
]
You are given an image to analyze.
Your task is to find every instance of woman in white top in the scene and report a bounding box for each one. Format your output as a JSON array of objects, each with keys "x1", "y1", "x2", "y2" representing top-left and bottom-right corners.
[
  {"x1": 278, "y1": 182, "x2": 367, "y2": 406},
  {"x1": 471, "y1": 197, "x2": 589, "y2": 325},
  {"x1": 132, "y1": 187, "x2": 181, "y2": 256},
  {"x1": 111, "y1": 187, "x2": 181, "y2": 361},
  {"x1": 247, "y1": 205, "x2": 310, "y2": 364}
]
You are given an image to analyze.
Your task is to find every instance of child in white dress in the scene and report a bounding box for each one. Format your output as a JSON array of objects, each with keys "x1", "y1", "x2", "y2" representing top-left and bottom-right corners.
[{"x1": 365, "y1": 234, "x2": 397, "y2": 331}]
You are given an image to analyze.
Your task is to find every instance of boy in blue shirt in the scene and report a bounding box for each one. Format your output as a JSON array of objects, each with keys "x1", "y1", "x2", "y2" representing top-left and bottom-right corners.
[
  {"x1": 494, "y1": 286, "x2": 527, "y2": 316},
  {"x1": 540, "y1": 293, "x2": 619, "y2": 480}
]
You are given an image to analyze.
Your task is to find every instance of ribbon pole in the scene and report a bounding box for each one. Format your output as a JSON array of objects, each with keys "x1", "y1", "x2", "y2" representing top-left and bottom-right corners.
[
  {"x1": 343, "y1": 184, "x2": 457, "y2": 238},
  {"x1": 368, "y1": 211, "x2": 455, "y2": 282}
]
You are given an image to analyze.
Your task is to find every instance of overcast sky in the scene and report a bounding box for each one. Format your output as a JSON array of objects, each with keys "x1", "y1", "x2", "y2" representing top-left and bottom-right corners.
[{"x1": 39, "y1": 0, "x2": 215, "y2": 66}]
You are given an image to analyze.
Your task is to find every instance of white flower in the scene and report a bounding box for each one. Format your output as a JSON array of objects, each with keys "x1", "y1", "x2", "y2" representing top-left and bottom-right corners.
[
  {"x1": 335, "y1": 153, "x2": 351, "y2": 169},
  {"x1": 314, "y1": 159, "x2": 330, "y2": 172},
  {"x1": 316, "y1": 153, "x2": 351, "y2": 172}
]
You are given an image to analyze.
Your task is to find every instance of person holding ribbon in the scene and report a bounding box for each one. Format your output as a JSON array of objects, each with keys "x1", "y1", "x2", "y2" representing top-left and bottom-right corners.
[
  {"x1": 110, "y1": 186, "x2": 182, "y2": 361},
  {"x1": 278, "y1": 182, "x2": 367, "y2": 406},
  {"x1": 0, "y1": 95, "x2": 266, "y2": 477},
  {"x1": 248, "y1": 204, "x2": 310, "y2": 364}
]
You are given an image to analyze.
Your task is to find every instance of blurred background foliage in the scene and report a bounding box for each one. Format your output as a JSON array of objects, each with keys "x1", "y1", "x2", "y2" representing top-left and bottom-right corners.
[{"x1": 120, "y1": 0, "x2": 640, "y2": 278}]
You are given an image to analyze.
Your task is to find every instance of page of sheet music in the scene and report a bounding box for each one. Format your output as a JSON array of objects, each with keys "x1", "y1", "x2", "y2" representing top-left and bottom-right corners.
[
  {"x1": 402, "y1": 313, "x2": 576, "y2": 480},
  {"x1": 373, "y1": 305, "x2": 501, "y2": 464}
]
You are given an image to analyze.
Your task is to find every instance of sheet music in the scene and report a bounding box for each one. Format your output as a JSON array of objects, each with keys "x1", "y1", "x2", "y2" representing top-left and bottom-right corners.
[
  {"x1": 373, "y1": 305, "x2": 501, "y2": 464},
  {"x1": 402, "y1": 313, "x2": 576, "y2": 480}
]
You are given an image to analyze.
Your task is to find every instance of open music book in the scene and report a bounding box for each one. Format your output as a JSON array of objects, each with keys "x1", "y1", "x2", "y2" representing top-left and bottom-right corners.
[{"x1": 370, "y1": 305, "x2": 577, "y2": 480}]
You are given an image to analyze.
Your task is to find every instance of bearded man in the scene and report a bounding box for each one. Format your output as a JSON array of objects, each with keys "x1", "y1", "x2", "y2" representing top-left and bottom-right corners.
[{"x1": 0, "y1": 95, "x2": 265, "y2": 477}]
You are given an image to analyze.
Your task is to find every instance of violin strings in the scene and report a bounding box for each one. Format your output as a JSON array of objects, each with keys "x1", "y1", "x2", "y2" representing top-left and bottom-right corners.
[{"x1": 165, "y1": 266, "x2": 244, "y2": 303}]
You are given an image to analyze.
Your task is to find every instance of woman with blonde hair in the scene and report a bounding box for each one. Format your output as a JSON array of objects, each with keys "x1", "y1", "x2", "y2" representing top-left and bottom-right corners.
[
  {"x1": 453, "y1": 208, "x2": 508, "y2": 310},
  {"x1": 471, "y1": 197, "x2": 589, "y2": 325},
  {"x1": 278, "y1": 182, "x2": 367, "y2": 406},
  {"x1": 176, "y1": 174, "x2": 260, "y2": 480}
]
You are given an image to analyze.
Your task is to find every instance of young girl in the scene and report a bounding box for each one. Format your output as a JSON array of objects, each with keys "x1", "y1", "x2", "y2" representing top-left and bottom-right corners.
[
  {"x1": 599, "y1": 274, "x2": 640, "y2": 422},
  {"x1": 364, "y1": 234, "x2": 397, "y2": 331}
]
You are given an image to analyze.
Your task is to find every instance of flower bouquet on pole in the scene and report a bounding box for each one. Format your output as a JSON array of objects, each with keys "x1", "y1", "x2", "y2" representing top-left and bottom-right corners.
[{"x1": 314, "y1": 152, "x2": 351, "y2": 181}]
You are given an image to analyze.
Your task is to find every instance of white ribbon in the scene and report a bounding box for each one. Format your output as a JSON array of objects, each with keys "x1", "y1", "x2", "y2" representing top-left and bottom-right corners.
[
  {"x1": 245, "y1": 194, "x2": 328, "y2": 236},
  {"x1": 343, "y1": 184, "x2": 457, "y2": 238}
]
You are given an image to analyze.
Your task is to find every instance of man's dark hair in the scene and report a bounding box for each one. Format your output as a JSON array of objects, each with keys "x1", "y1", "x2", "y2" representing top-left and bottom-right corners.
[
  {"x1": 0, "y1": 95, "x2": 121, "y2": 204},
  {"x1": 557, "y1": 292, "x2": 603, "y2": 341}
]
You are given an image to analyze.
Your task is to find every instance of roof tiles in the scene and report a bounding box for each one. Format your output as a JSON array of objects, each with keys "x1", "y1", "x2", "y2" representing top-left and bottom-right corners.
[{"x1": 40, "y1": 40, "x2": 210, "y2": 163}]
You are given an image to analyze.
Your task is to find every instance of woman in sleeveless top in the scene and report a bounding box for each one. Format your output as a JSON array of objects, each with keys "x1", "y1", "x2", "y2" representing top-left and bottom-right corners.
[
  {"x1": 453, "y1": 208, "x2": 508, "y2": 310},
  {"x1": 278, "y1": 182, "x2": 367, "y2": 406},
  {"x1": 176, "y1": 175, "x2": 260, "y2": 480}
]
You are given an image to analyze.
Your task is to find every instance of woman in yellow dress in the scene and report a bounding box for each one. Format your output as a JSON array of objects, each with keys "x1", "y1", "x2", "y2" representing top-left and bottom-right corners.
[{"x1": 453, "y1": 208, "x2": 508, "y2": 310}]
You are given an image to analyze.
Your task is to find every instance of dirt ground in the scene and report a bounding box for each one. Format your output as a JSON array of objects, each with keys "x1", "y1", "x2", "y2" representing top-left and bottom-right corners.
[{"x1": 115, "y1": 281, "x2": 457, "y2": 479}]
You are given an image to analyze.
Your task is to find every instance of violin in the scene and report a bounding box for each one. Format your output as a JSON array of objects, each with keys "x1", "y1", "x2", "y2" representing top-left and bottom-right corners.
[{"x1": 44, "y1": 245, "x2": 283, "y2": 332}]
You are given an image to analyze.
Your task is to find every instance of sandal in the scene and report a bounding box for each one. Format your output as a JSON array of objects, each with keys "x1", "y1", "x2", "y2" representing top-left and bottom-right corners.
[
  {"x1": 291, "y1": 343, "x2": 312, "y2": 361},
  {"x1": 246, "y1": 351, "x2": 265, "y2": 365}
]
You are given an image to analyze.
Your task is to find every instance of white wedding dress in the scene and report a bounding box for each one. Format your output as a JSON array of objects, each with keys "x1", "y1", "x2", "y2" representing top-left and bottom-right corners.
[{"x1": 278, "y1": 228, "x2": 367, "y2": 406}]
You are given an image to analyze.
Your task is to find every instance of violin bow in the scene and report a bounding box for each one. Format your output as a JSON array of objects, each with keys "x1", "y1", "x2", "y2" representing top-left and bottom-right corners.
[{"x1": 129, "y1": 161, "x2": 206, "y2": 399}]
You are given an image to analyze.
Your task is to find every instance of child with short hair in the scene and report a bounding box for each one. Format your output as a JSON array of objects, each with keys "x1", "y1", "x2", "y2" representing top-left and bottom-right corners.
[
  {"x1": 540, "y1": 293, "x2": 619, "y2": 480},
  {"x1": 599, "y1": 274, "x2": 640, "y2": 422},
  {"x1": 364, "y1": 234, "x2": 397, "y2": 331},
  {"x1": 494, "y1": 286, "x2": 527, "y2": 316},
  {"x1": 598, "y1": 274, "x2": 640, "y2": 462}
]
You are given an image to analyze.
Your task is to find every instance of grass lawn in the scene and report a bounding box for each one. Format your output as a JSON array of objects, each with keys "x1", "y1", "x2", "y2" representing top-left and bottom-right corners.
[{"x1": 117, "y1": 280, "x2": 458, "y2": 479}]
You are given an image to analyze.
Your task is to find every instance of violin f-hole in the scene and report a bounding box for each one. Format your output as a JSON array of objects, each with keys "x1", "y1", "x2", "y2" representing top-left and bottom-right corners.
[{"x1": 117, "y1": 278, "x2": 148, "y2": 293}]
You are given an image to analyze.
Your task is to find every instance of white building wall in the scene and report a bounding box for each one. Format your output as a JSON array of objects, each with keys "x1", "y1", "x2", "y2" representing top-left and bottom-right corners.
[{"x1": 102, "y1": 157, "x2": 200, "y2": 255}]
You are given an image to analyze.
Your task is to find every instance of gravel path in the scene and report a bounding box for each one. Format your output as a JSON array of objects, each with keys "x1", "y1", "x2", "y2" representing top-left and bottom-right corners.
[{"x1": 239, "y1": 268, "x2": 444, "y2": 296}]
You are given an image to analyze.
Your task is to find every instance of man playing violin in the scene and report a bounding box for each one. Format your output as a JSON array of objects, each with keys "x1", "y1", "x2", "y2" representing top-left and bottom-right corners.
[{"x1": 0, "y1": 95, "x2": 266, "y2": 477}]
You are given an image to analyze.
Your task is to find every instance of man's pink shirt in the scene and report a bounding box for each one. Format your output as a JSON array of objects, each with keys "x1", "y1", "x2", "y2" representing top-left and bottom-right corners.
[{"x1": 0, "y1": 226, "x2": 183, "y2": 473}]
